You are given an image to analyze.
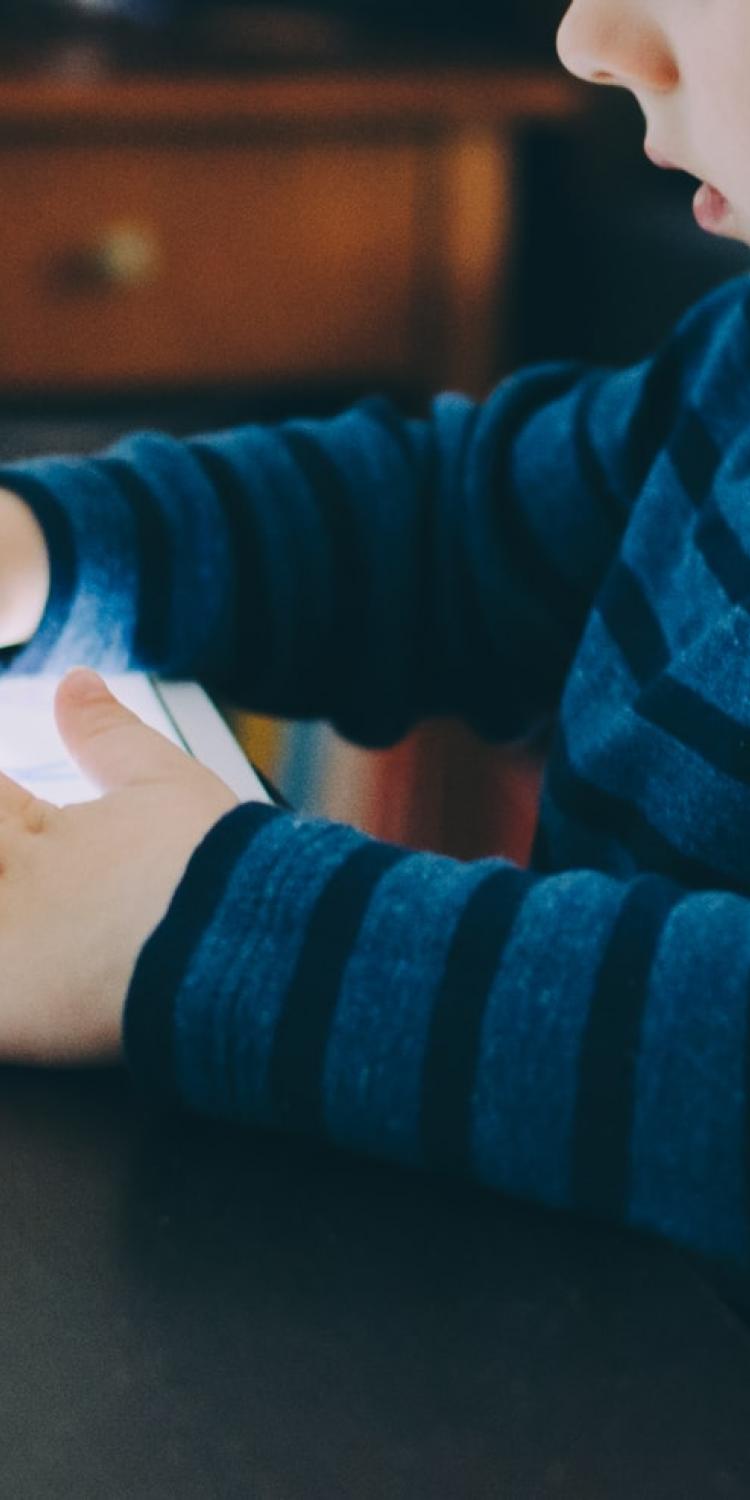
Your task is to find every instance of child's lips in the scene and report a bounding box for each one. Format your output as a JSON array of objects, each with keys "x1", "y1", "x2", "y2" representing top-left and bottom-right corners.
[
  {"x1": 692, "y1": 181, "x2": 732, "y2": 234},
  {"x1": 644, "y1": 145, "x2": 732, "y2": 235}
]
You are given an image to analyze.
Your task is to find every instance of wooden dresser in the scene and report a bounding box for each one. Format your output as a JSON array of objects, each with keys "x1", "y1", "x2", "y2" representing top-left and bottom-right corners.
[
  {"x1": 0, "y1": 64, "x2": 584, "y2": 859},
  {"x1": 0, "y1": 68, "x2": 580, "y2": 397}
]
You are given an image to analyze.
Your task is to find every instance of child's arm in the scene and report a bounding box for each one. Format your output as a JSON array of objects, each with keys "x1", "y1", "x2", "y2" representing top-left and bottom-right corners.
[
  {"x1": 0, "y1": 273, "x2": 736, "y2": 746},
  {"x1": 2, "y1": 665, "x2": 746, "y2": 1281},
  {"x1": 0, "y1": 354, "x2": 682, "y2": 745},
  {"x1": 0, "y1": 275, "x2": 740, "y2": 752},
  {"x1": 122, "y1": 761, "x2": 749, "y2": 1281}
]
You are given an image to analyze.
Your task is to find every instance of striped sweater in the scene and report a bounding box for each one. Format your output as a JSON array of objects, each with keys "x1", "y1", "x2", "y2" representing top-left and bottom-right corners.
[{"x1": 3, "y1": 271, "x2": 750, "y2": 1278}]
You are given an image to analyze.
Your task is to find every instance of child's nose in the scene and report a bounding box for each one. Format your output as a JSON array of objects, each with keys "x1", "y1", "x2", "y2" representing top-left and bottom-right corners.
[{"x1": 556, "y1": 0, "x2": 678, "y2": 94}]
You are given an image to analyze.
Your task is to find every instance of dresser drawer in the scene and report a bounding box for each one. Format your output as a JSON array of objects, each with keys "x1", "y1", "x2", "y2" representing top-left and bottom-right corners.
[{"x1": 0, "y1": 140, "x2": 422, "y2": 391}]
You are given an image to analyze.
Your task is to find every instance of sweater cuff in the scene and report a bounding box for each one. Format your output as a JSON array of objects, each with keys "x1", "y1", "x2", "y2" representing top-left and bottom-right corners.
[{"x1": 122, "y1": 800, "x2": 284, "y2": 1107}]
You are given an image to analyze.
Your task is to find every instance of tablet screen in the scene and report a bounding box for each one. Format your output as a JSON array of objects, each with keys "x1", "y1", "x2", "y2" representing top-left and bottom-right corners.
[{"x1": 0, "y1": 673, "x2": 275, "y2": 807}]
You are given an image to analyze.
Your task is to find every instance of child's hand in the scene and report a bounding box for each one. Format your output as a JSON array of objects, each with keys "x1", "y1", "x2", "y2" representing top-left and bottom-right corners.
[{"x1": 0, "y1": 668, "x2": 240, "y2": 1065}]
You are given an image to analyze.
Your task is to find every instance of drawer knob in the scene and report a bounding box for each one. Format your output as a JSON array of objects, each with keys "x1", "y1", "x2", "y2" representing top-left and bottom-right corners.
[{"x1": 88, "y1": 224, "x2": 161, "y2": 288}]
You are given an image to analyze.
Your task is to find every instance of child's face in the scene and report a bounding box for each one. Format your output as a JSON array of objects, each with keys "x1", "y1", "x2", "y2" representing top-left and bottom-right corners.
[{"x1": 556, "y1": 0, "x2": 750, "y2": 246}]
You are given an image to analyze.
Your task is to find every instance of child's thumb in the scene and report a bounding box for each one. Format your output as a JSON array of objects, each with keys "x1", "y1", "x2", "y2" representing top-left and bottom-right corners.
[{"x1": 54, "y1": 668, "x2": 187, "y2": 794}]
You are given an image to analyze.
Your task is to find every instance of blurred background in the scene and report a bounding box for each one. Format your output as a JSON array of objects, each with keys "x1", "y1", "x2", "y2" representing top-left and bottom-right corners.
[{"x1": 0, "y1": 0, "x2": 747, "y2": 854}]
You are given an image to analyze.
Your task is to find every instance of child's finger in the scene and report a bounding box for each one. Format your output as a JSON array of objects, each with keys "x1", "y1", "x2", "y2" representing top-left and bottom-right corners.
[{"x1": 53, "y1": 668, "x2": 191, "y2": 794}]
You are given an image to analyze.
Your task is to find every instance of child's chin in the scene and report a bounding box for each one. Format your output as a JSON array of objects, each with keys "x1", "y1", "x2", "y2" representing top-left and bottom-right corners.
[
  {"x1": 729, "y1": 225, "x2": 750, "y2": 248},
  {"x1": 723, "y1": 207, "x2": 750, "y2": 245},
  {"x1": 711, "y1": 211, "x2": 748, "y2": 247}
]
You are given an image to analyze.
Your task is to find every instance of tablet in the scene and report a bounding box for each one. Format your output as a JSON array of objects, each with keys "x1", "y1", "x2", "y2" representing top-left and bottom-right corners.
[{"x1": 0, "y1": 672, "x2": 283, "y2": 808}]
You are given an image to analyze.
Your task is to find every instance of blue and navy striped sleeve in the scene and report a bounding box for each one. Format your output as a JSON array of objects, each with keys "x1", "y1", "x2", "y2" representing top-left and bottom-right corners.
[
  {"x1": 0, "y1": 330, "x2": 696, "y2": 746},
  {"x1": 1, "y1": 277, "x2": 737, "y2": 752},
  {"x1": 123, "y1": 799, "x2": 750, "y2": 1277}
]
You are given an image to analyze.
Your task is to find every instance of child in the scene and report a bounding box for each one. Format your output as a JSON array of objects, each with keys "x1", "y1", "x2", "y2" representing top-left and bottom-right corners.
[{"x1": 0, "y1": 0, "x2": 748, "y2": 1279}]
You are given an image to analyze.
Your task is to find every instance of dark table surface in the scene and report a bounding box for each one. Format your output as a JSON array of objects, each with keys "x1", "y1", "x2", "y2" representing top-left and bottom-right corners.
[{"x1": 1, "y1": 1067, "x2": 750, "y2": 1500}]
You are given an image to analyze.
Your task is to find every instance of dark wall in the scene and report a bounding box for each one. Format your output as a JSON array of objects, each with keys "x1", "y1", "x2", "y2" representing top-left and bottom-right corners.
[{"x1": 511, "y1": 89, "x2": 750, "y2": 371}]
